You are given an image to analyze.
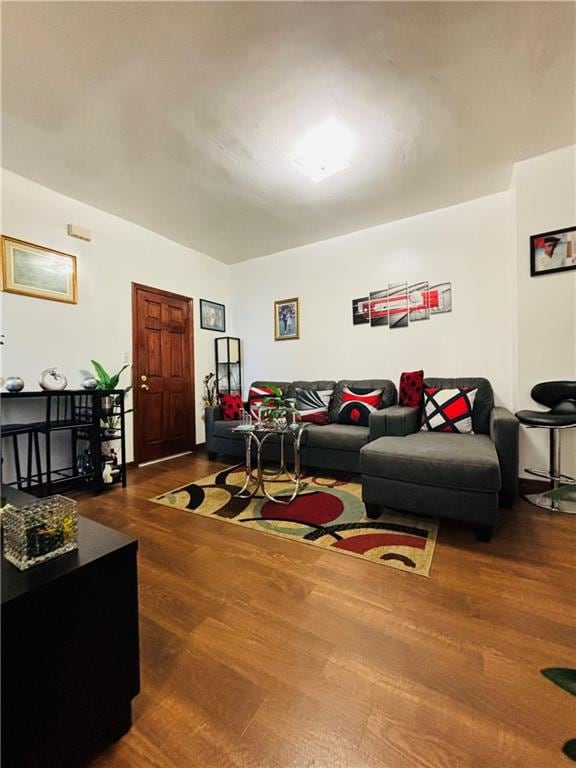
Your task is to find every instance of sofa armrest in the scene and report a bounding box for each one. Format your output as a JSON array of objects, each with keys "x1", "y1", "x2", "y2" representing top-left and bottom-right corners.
[
  {"x1": 204, "y1": 405, "x2": 223, "y2": 450},
  {"x1": 369, "y1": 406, "x2": 419, "y2": 440},
  {"x1": 490, "y1": 407, "x2": 519, "y2": 506}
]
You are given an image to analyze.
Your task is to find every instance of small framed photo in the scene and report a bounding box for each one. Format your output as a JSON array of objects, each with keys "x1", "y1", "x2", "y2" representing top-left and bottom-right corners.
[
  {"x1": 274, "y1": 297, "x2": 299, "y2": 340},
  {"x1": 200, "y1": 299, "x2": 226, "y2": 331},
  {"x1": 1, "y1": 236, "x2": 78, "y2": 304},
  {"x1": 530, "y1": 226, "x2": 576, "y2": 277}
]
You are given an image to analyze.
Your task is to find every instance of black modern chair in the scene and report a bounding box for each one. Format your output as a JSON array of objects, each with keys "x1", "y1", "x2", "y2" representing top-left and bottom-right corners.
[{"x1": 515, "y1": 381, "x2": 576, "y2": 511}]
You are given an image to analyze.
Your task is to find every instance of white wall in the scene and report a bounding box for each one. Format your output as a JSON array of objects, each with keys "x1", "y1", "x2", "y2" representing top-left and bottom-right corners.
[
  {"x1": 0, "y1": 169, "x2": 230, "y2": 464},
  {"x1": 513, "y1": 146, "x2": 576, "y2": 478},
  {"x1": 230, "y1": 191, "x2": 516, "y2": 409},
  {"x1": 3, "y1": 146, "x2": 574, "y2": 481}
]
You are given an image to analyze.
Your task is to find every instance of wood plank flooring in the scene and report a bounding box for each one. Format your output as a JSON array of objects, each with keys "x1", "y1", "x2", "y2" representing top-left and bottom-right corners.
[{"x1": 79, "y1": 453, "x2": 575, "y2": 768}]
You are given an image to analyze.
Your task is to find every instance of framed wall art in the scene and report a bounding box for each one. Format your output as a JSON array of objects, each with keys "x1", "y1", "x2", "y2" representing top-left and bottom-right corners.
[
  {"x1": 530, "y1": 226, "x2": 576, "y2": 276},
  {"x1": 1, "y1": 236, "x2": 78, "y2": 304},
  {"x1": 274, "y1": 297, "x2": 299, "y2": 340},
  {"x1": 200, "y1": 299, "x2": 226, "y2": 331}
]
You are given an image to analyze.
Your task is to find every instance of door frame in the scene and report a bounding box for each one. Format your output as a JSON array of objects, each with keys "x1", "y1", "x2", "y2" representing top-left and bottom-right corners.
[{"x1": 131, "y1": 282, "x2": 196, "y2": 465}]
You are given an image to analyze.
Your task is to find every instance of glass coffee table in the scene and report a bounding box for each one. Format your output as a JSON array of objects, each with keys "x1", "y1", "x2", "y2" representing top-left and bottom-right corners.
[{"x1": 232, "y1": 422, "x2": 308, "y2": 504}]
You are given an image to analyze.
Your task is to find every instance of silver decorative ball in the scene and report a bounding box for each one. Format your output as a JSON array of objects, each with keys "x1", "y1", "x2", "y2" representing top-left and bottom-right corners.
[
  {"x1": 82, "y1": 377, "x2": 98, "y2": 390},
  {"x1": 5, "y1": 376, "x2": 24, "y2": 392}
]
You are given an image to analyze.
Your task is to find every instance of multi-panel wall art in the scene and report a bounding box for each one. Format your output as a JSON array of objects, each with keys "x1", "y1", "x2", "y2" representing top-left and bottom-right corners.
[{"x1": 352, "y1": 282, "x2": 452, "y2": 328}]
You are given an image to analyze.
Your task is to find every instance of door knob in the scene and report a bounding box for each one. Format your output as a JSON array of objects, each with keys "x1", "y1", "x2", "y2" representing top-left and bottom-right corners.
[
  {"x1": 140, "y1": 383, "x2": 150, "y2": 391},
  {"x1": 140, "y1": 374, "x2": 148, "y2": 382}
]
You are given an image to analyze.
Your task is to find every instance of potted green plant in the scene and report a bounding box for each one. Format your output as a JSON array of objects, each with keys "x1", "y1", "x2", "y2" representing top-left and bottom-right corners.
[
  {"x1": 259, "y1": 384, "x2": 299, "y2": 428},
  {"x1": 90, "y1": 360, "x2": 132, "y2": 435}
]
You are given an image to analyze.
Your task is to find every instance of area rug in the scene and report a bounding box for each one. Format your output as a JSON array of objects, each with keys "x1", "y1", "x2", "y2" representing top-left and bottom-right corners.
[{"x1": 150, "y1": 465, "x2": 438, "y2": 576}]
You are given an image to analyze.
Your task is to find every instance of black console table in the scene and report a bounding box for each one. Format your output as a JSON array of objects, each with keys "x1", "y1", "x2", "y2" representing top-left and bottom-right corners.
[
  {"x1": 1, "y1": 389, "x2": 127, "y2": 496},
  {"x1": 1, "y1": 487, "x2": 140, "y2": 768}
]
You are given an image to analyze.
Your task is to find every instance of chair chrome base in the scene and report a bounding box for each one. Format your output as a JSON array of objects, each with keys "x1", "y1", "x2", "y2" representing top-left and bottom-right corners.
[{"x1": 523, "y1": 491, "x2": 576, "y2": 514}]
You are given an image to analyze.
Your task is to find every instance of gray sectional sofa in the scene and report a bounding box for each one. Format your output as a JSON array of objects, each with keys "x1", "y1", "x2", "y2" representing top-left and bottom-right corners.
[
  {"x1": 205, "y1": 379, "x2": 396, "y2": 473},
  {"x1": 205, "y1": 376, "x2": 519, "y2": 541}
]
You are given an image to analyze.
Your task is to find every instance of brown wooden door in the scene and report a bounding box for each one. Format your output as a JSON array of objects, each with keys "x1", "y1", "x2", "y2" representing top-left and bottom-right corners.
[{"x1": 132, "y1": 283, "x2": 195, "y2": 463}]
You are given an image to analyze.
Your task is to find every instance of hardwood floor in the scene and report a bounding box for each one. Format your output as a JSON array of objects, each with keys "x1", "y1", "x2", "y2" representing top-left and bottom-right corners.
[{"x1": 79, "y1": 453, "x2": 575, "y2": 768}]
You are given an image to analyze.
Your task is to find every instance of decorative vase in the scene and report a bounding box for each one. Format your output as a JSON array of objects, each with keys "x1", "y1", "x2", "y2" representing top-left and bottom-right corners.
[
  {"x1": 5, "y1": 377, "x2": 24, "y2": 393},
  {"x1": 82, "y1": 377, "x2": 98, "y2": 390},
  {"x1": 101, "y1": 395, "x2": 114, "y2": 416},
  {"x1": 102, "y1": 462, "x2": 114, "y2": 485},
  {"x1": 39, "y1": 368, "x2": 68, "y2": 391}
]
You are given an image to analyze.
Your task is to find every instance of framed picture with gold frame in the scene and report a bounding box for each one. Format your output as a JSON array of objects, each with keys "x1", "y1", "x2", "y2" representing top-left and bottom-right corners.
[
  {"x1": 1, "y1": 236, "x2": 78, "y2": 304},
  {"x1": 274, "y1": 297, "x2": 299, "y2": 340}
]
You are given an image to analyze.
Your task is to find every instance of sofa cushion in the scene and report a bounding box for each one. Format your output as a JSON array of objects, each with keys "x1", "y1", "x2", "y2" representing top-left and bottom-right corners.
[
  {"x1": 399, "y1": 370, "x2": 424, "y2": 408},
  {"x1": 286, "y1": 380, "x2": 337, "y2": 399},
  {"x1": 248, "y1": 385, "x2": 277, "y2": 419},
  {"x1": 420, "y1": 387, "x2": 478, "y2": 433},
  {"x1": 336, "y1": 386, "x2": 383, "y2": 427},
  {"x1": 329, "y1": 379, "x2": 396, "y2": 422},
  {"x1": 360, "y1": 433, "x2": 501, "y2": 492},
  {"x1": 304, "y1": 423, "x2": 370, "y2": 452},
  {"x1": 294, "y1": 387, "x2": 333, "y2": 425},
  {"x1": 220, "y1": 393, "x2": 244, "y2": 421},
  {"x1": 424, "y1": 377, "x2": 493, "y2": 434}
]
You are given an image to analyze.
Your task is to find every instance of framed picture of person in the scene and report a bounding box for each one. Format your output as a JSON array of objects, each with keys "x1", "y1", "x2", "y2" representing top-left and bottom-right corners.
[
  {"x1": 530, "y1": 226, "x2": 576, "y2": 277},
  {"x1": 1, "y1": 236, "x2": 78, "y2": 304},
  {"x1": 274, "y1": 297, "x2": 299, "y2": 340},
  {"x1": 200, "y1": 299, "x2": 226, "y2": 331}
]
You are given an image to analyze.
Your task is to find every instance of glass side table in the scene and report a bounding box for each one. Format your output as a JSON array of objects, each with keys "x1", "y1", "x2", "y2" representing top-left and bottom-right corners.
[{"x1": 232, "y1": 422, "x2": 308, "y2": 504}]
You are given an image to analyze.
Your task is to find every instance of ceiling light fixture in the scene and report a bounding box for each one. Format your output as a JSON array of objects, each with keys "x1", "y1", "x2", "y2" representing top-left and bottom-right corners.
[{"x1": 292, "y1": 116, "x2": 356, "y2": 183}]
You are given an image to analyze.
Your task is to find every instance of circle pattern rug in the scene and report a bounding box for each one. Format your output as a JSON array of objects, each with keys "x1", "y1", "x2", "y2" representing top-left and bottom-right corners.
[{"x1": 150, "y1": 465, "x2": 438, "y2": 577}]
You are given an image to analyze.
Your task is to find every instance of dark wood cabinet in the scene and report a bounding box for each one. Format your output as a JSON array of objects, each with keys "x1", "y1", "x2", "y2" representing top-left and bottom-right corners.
[{"x1": 1, "y1": 504, "x2": 140, "y2": 768}]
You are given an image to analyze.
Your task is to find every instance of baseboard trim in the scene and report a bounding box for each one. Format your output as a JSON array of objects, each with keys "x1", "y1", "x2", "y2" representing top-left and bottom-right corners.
[{"x1": 519, "y1": 477, "x2": 549, "y2": 495}]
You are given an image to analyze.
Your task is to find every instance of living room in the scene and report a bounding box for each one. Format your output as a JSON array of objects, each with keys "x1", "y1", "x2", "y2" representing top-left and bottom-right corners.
[{"x1": 1, "y1": 2, "x2": 575, "y2": 767}]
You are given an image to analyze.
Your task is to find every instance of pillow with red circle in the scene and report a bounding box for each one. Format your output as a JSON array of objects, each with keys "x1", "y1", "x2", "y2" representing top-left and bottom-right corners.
[
  {"x1": 220, "y1": 393, "x2": 244, "y2": 421},
  {"x1": 399, "y1": 370, "x2": 424, "y2": 409},
  {"x1": 336, "y1": 387, "x2": 383, "y2": 427}
]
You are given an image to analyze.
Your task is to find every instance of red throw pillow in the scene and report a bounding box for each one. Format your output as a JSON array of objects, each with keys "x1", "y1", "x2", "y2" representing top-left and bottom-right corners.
[
  {"x1": 420, "y1": 387, "x2": 478, "y2": 433},
  {"x1": 399, "y1": 370, "x2": 424, "y2": 408},
  {"x1": 220, "y1": 393, "x2": 243, "y2": 421},
  {"x1": 336, "y1": 387, "x2": 383, "y2": 427},
  {"x1": 248, "y1": 386, "x2": 277, "y2": 419}
]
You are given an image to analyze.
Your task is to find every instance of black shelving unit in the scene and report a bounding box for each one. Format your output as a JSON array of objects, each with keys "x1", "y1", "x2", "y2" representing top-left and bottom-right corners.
[
  {"x1": 215, "y1": 336, "x2": 242, "y2": 397},
  {"x1": 1, "y1": 389, "x2": 127, "y2": 496}
]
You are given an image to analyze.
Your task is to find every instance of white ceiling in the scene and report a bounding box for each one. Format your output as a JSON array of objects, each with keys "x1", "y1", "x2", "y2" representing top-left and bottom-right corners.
[{"x1": 2, "y1": 2, "x2": 574, "y2": 264}]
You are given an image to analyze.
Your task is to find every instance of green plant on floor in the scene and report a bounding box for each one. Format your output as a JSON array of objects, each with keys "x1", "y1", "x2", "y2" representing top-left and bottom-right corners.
[
  {"x1": 90, "y1": 360, "x2": 133, "y2": 431},
  {"x1": 259, "y1": 384, "x2": 299, "y2": 425},
  {"x1": 541, "y1": 667, "x2": 576, "y2": 761}
]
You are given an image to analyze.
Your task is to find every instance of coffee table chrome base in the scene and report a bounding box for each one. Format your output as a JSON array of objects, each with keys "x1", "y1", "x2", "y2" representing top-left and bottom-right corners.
[{"x1": 234, "y1": 425, "x2": 307, "y2": 504}]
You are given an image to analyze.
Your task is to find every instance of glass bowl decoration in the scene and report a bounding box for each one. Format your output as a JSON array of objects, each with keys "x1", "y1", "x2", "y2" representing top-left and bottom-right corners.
[{"x1": 3, "y1": 495, "x2": 78, "y2": 570}]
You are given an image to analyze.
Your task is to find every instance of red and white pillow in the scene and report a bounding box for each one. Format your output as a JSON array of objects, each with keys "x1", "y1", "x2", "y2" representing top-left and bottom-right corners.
[
  {"x1": 248, "y1": 386, "x2": 278, "y2": 419},
  {"x1": 294, "y1": 388, "x2": 333, "y2": 425},
  {"x1": 220, "y1": 393, "x2": 243, "y2": 421},
  {"x1": 420, "y1": 387, "x2": 478, "y2": 433},
  {"x1": 336, "y1": 387, "x2": 383, "y2": 427}
]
